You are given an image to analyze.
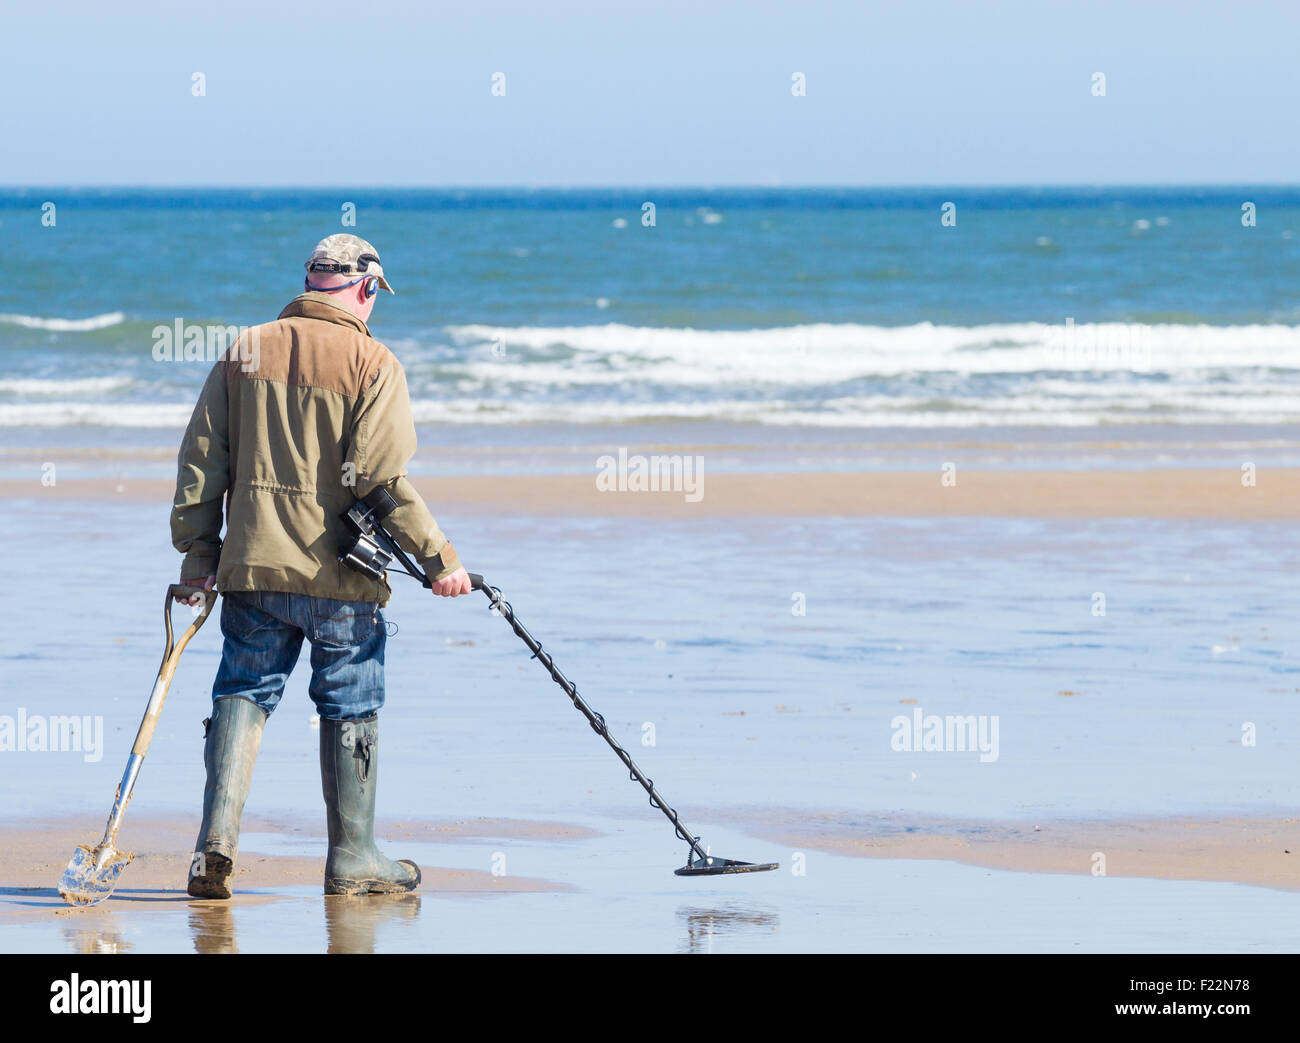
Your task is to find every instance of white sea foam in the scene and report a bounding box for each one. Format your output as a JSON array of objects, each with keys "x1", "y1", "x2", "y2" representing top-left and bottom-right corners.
[
  {"x1": 445, "y1": 321, "x2": 1300, "y2": 380},
  {"x1": 396, "y1": 390, "x2": 1300, "y2": 427},
  {"x1": 0, "y1": 402, "x2": 192, "y2": 427},
  {"x1": 5, "y1": 321, "x2": 1300, "y2": 427},
  {"x1": 0, "y1": 377, "x2": 133, "y2": 396},
  {"x1": 0, "y1": 311, "x2": 126, "y2": 332},
  {"x1": 5, "y1": 391, "x2": 1299, "y2": 428}
]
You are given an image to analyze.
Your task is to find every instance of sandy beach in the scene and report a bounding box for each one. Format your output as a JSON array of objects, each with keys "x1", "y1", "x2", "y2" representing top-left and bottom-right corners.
[
  {"x1": 1, "y1": 815, "x2": 578, "y2": 954},
  {"x1": 1, "y1": 813, "x2": 576, "y2": 921},
  {"x1": 744, "y1": 811, "x2": 1300, "y2": 892},
  {"x1": 1, "y1": 425, "x2": 1297, "y2": 950},
  {"x1": 8, "y1": 809, "x2": 1300, "y2": 953},
  {"x1": 5, "y1": 465, "x2": 1298, "y2": 520}
]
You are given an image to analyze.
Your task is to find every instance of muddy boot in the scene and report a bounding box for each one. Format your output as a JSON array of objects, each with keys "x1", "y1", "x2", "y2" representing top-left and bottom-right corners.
[
  {"x1": 187, "y1": 696, "x2": 266, "y2": 899},
  {"x1": 320, "y1": 715, "x2": 421, "y2": 895}
]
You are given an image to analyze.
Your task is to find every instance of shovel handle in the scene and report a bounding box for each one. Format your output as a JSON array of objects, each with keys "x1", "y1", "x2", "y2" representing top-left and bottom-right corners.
[
  {"x1": 128, "y1": 585, "x2": 217, "y2": 757},
  {"x1": 163, "y1": 584, "x2": 217, "y2": 663},
  {"x1": 95, "y1": 585, "x2": 218, "y2": 852}
]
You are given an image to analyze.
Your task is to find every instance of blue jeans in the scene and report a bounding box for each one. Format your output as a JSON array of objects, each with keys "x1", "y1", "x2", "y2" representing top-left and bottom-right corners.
[{"x1": 211, "y1": 591, "x2": 386, "y2": 720}]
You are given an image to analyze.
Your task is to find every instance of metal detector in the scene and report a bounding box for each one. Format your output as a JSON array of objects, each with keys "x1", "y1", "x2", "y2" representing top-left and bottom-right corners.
[{"x1": 340, "y1": 487, "x2": 778, "y2": 877}]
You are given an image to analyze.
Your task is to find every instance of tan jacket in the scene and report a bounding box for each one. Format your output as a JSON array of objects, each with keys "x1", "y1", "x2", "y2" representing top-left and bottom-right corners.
[{"x1": 171, "y1": 292, "x2": 459, "y2": 606}]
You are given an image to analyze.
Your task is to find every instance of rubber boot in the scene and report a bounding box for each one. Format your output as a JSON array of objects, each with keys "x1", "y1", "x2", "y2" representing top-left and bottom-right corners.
[
  {"x1": 320, "y1": 715, "x2": 421, "y2": 895},
  {"x1": 187, "y1": 696, "x2": 266, "y2": 899}
]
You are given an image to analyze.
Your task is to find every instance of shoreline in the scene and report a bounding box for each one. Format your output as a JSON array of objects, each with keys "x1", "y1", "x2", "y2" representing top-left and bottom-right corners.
[
  {"x1": 3, "y1": 468, "x2": 1295, "y2": 520},
  {"x1": 7, "y1": 810, "x2": 1300, "y2": 911},
  {"x1": 0, "y1": 813, "x2": 583, "y2": 926},
  {"x1": 740, "y1": 810, "x2": 1300, "y2": 893}
]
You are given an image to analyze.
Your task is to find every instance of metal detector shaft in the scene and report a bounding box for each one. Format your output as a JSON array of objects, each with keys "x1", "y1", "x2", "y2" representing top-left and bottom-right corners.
[
  {"x1": 465, "y1": 573, "x2": 712, "y2": 865},
  {"x1": 344, "y1": 503, "x2": 773, "y2": 873}
]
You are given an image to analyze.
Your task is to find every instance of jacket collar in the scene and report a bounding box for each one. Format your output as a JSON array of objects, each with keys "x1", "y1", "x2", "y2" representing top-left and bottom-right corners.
[{"x1": 278, "y1": 292, "x2": 372, "y2": 337}]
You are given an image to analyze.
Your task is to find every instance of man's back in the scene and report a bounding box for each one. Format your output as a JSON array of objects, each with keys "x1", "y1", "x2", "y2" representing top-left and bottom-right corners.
[{"x1": 172, "y1": 291, "x2": 460, "y2": 605}]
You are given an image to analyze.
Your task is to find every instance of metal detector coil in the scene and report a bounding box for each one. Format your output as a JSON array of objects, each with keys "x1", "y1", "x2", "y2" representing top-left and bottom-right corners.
[{"x1": 676, "y1": 853, "x2": 781, "y2": 876}]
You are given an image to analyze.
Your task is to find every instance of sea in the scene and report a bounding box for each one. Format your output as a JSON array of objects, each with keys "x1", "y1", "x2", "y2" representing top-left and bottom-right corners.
[
  {"x1": 3, "y1": 186, "x2": 1300, "y2": 433},
  {"x1": 4, "y1": 189, "x2": 1300, "y2": 952}
]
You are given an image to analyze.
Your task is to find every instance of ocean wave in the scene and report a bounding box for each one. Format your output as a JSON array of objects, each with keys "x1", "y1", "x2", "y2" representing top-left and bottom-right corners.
[
  {"x1": 396, "y1": 393, "x2": 1300, "y2": 428},
  {"x1": 443, "y1": 321, "x2": 1300, "y2": 379},
  {"x1": 0, "y1": 402, "x2": 193, "y2": 427},
  {"x1": 0, "y1": 311, "x2": 126, "y2": 332},
  {"x1": 0, "y1": 377, "x2": 134, "y2": 396},
  {"x1": 6, "y1": 320, "x2": 1300, "y2": 427},
  {"x1": 5, "y1": 390, "x2": 1300, "y2": 428}
]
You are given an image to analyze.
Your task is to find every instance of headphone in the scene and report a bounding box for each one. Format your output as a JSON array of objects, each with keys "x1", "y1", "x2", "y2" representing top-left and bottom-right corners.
[
  {"x1": 304, "y1": 274, "x2": 379, "y2": 298},
  {"x1": 305, "y1": 252, "x2": 381, "y2": 299}
]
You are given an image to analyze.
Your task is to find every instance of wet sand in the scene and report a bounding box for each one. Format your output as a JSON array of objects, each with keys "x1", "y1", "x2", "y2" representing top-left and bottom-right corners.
[
  {"x1": 4, "y1": 468, "x2": 1298, "y2": 520},
  {"x1": 9, "y1": 808, "x2": 1300, "y2": 953},
  {"x1": 0, "y1": 813, "x2": 578, "y2": 927},
  {"x1": 742, "y1": 810, "x2": 1300, "y2": 892},
  {"x1": 3, "y1": 438, "x2": 1298, "y2": 950}
]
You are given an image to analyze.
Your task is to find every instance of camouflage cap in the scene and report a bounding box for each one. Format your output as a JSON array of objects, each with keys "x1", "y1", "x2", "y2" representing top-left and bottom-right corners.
[{"x1": 304, "y1": 234, "x2": 394, "y2": 294}]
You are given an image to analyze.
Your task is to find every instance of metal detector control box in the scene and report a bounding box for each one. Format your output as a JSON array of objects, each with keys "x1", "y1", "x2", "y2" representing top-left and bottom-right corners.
[
  {"x1": 340, "y1": 488, "x2": 436, "y2": 590},
  {"x1": 339, "y1": 487, "x2": 405, "y2": 583}
]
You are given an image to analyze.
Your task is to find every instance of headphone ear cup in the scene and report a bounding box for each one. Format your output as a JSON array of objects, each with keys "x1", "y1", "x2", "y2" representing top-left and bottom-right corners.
[{"x1": 364, "y1": 276, "x2": 378, "y2": 299}]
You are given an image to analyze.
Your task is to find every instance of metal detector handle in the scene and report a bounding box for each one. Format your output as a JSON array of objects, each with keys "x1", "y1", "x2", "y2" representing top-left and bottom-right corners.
[{"x1": 468, "y1": 572, "x2": 487, "y2": 591}]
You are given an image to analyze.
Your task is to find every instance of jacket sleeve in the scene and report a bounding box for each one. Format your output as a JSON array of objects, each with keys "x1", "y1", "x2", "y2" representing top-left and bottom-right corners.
[
  {"x1": 347, "y1": 361, "x2": 461, "y2": 580},
  {"x1": 171, "y1": 361, "x2": 230, "y2": 579}
]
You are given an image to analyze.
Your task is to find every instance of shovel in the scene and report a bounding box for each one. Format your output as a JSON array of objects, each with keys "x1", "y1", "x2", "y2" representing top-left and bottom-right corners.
[{"x1": 58, "y1": 584, "x2": 217, "y2": 906}]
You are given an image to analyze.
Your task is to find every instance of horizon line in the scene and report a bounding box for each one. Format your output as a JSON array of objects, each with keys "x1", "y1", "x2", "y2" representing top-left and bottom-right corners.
[{"x1": 3, "y1": 182, "x2": 1299, "y2": 192}]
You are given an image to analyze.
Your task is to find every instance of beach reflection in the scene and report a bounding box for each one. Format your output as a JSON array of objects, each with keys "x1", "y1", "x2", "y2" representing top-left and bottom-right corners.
[
  {"x1": 324, "y1": 894, "x2": 422, "y2": 953},
  {"x1": 189, "y1": 902, "x2": 238, "y2": 954},
  {"x1": 178, "y1": 893, "x2": 424, "y2": 953},
  {"x1": 62, "y1": 917, "x2": 132, "y2": 954},
  {"x1": 678, "y1": 904, "x2": 778, "y2": 954}
]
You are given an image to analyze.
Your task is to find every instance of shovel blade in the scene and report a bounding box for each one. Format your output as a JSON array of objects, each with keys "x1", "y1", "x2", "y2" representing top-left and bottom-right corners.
[
  {"x1": 674, "y1": 854, "x2": 780, "y2": 877},
  {"x1": 58, "y1": 843, "x2": 135, "y2": 906}
]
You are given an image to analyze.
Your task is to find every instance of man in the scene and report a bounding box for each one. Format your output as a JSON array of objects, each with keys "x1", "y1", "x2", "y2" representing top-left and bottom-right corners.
[{"x1": 171, "y1": 234, "x2": 470, "y2": 899}]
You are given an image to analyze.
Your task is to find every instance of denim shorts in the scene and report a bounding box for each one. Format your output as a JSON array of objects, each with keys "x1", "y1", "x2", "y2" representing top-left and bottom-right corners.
[{"x1": 211, "y1": 590, "x2": 386, "y2": 720}]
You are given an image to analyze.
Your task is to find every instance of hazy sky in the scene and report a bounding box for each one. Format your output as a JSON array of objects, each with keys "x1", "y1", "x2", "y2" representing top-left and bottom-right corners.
[{"x1": 3, "y1": 0, "x2": 1297, "y2": 186}]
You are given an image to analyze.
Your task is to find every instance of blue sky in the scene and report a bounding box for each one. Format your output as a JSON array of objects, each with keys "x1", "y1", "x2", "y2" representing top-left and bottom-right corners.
[{"x1": 3, "y1": 0, "x2": 1297, "y2": 186}]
